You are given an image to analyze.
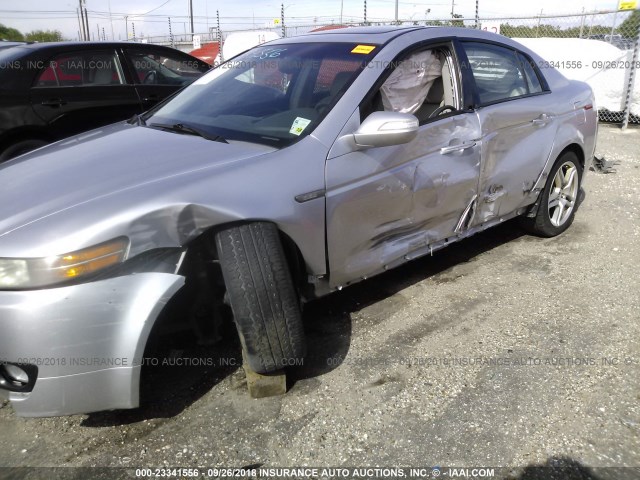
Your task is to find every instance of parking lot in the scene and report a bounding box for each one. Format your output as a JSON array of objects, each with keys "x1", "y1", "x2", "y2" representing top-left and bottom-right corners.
[{"x1": 0, "y1": 124, "x2": 639, "y2": 477}]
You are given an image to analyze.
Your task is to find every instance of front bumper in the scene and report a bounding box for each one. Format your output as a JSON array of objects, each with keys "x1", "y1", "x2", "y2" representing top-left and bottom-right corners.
[{"x1": 0, "y1": 272, "x2": 184, "y2": 417}]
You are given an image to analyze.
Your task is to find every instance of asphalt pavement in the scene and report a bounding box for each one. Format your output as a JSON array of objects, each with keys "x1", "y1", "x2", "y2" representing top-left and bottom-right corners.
[{"x1": 0, "y1": 125, "x2": 638, "y2": 479}]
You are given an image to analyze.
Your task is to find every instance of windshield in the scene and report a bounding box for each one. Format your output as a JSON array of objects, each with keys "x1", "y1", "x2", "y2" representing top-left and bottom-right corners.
[{"x1": 144, "y1": 42, "x2": 379, "y2": 148}]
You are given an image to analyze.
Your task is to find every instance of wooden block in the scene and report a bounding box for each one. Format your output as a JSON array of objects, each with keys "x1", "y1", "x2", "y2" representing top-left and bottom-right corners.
[{"x1": 242, "y1": 355, "x2": 287, "y2": 398}]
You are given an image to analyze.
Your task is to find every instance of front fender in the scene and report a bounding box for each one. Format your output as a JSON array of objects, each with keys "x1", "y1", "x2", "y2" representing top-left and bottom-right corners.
[{"x1": 0, "y1": 273, "x2": 184, "y2": 417}]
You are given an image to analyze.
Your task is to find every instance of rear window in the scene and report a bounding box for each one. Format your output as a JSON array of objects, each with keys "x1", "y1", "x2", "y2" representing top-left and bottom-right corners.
[{"x1": 33, "y1": 50, "x2": 124, "y2": 87}]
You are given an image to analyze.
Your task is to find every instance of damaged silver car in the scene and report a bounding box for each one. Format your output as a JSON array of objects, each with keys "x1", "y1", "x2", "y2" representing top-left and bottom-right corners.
[{"x1": 0, "y1": 26, "x2": 596, "y2": 416}]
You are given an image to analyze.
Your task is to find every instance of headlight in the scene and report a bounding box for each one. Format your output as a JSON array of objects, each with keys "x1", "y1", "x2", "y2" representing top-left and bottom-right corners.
[{"x1": 0, "y1": 237, "x2": 129, "y2": 289}]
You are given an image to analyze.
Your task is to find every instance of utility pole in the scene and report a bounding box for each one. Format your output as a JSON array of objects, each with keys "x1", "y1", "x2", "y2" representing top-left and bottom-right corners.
[
  {"x1": 189, "y1": 0, "x2": 194, "y2": 40},
  {"x1": 107, "y1": 0, "x2": 114, "y2": 40},
  {"x1": 340, "y1": 0, "x2": 344, "y2": 24},
  {"x1": 395, "y1": 0, "x2": 399, "y2": 24},
  {"x1": 364, "y1": 0, "x2": 367, "y2": 25},
  {"x1": 451, "y1": 0, "x2": 455, "y2": 18},
  {"x1": 83, "y1": 5, "x2": 90, "y2": 42},
  {"x1": 77, "y1": 5, "x2": 86, "y2": 41},
  {"x1": 125, "y1": 16, "x2": 129, "y2": 40}
]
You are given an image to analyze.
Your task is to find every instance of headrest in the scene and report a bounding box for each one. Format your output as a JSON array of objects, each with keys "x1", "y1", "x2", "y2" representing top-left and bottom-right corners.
[
  {"x1": 331, "y1": 71, "x2": 352, "y2": 96},
  {"x1": 425, "y1": 76, "x2": 444, "y2": 103}
]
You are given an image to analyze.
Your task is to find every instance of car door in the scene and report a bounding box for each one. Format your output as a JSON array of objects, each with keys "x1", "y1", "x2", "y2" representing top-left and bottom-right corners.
[
  {"x1": 124, "y1": 46, "x2": 210, "y2": 111},
  {"x1": 325, "y1": 43, "x2": 482, "y2": 287},
  {"x1": 458, "y1": 41, "x2": 559, "y2": 225},
  {"x1": 30, "y1": 49, "x2": 142, "y2": 139}
]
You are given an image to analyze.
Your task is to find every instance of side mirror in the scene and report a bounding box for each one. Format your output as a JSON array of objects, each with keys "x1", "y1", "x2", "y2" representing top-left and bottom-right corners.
[{"x1": 353, "y1": 111, "x2": 419, "y2": 148}]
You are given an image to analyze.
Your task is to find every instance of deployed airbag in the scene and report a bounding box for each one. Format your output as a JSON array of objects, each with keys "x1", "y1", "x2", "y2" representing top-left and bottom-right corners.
[{"x1": 381, "y1": 50, "x2": 442, "y2": 114}]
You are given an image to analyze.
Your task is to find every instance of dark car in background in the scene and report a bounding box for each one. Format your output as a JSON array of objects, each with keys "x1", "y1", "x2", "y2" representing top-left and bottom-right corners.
[
  {"x1": 0, "y1": 42, "x2": 210, "y2": 161},
  {"x1": 0, "y1": 41, "x2": 27, "y2": 50}
]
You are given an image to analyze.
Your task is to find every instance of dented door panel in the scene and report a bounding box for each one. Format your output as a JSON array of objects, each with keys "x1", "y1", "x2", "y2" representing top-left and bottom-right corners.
[
  {"x1": 326, "y1": 112, "x2": 481, "y2": 287},
  {"x1": 472, "y1": 94, "x2": 561, "y2": 225}
]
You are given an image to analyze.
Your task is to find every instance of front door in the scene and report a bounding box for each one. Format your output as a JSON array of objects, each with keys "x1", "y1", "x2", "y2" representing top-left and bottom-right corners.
[{"x1": 325, "y1": 44, "x2": 482, "y2": 287}]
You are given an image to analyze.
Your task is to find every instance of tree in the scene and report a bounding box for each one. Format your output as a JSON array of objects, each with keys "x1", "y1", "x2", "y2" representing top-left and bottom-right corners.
[
  {"x1": 25, "y1": 29, "x2": 63, "y2": 42},
  {"x1": 0, "y1": 23, "x2": 24, "y2": 41},
  {"x1": 617, "y1": 9, "x2": 639, "y2": 39}
]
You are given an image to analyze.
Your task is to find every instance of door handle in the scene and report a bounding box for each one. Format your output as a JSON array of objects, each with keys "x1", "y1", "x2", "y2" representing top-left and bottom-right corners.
[
  {"x1": 532, "y1": 114, "x2": 552, "y2": 126},
  {"x1": 440, "y1": 141, "x2": 477, "y2": 155},
  {"x1": 41, "y1": 98, "x2": 66, "y2": 107}
]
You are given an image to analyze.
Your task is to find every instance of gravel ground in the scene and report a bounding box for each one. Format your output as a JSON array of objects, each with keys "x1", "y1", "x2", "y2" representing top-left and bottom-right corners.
[{"x1": 0, "y1": 125, "x2": 639, "y2": 478}]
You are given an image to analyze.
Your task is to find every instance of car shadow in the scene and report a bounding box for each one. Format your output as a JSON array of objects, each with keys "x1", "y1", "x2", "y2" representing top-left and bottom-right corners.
[
  {"x1": 81, "y1": 327, "x2": 243, "y2": 427},
  {"x1": 508, "y1": 456, "x2": 630, "y2": 480},
  {"x1": 289, "y1": 219, "x2": 526, "y2": 384},
  {"x1": 83, "y1": 219, "x2": 526, "y2": 426}
]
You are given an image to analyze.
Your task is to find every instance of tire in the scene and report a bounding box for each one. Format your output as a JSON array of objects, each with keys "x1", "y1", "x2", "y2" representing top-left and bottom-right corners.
[
  {"x1": 0, "y1": 139, "x2": 48, "y2": 163},
  {"x1": 520, "y1": 151, "x2": 583, "y2": 237},
  {"x1": 215, "y1": 222, "x2": 306, "y2": 374}
]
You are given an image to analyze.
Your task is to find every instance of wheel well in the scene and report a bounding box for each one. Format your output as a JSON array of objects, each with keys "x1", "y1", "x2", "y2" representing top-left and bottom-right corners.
[
  {"x1": 559, "y1": 143, "x2": 585, "y2": 171},
  {"x1": 0, "y1": 129, "x2": 52, "y2": 153},
  {"x1": 179, "y1": 221, "x2": 309, "y2": 296},
  {"x1": 277, "y1": 229, "x2": 309, "y2": 289}
]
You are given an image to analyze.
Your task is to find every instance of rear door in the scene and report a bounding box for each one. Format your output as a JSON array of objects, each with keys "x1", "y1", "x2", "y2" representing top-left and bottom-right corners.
[
  {"x1": 458, "y1": 41, "x2": 558, "y2": 225},
  {"x1": 123, "y1": 46, "x2": 210, "y2": 111},
  {"x1": 325, "y1": 43, "x2": 482, "y2": 287},
  {"x1": 30, "y1": 49, "x2": 142, "y2": 138}
]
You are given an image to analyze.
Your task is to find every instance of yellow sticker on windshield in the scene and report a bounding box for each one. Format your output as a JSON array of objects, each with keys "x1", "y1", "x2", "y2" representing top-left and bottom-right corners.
[{"x1": 351, "y1": 45, "x2": 376, "y2": 54}]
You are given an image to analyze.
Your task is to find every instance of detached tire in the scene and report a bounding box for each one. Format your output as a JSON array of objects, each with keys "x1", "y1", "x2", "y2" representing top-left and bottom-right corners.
[
  {"x1": 520, "y1": 151, "x2": 583, "y2": 237},
  {"x1": 215, "y1": 222, "x2": 306, "y2": 374}
]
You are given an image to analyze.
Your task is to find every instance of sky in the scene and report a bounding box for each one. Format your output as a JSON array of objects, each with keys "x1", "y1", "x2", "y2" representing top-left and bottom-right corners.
[{"x1": 0, "y1": 0, "x2": 627, "y2": 41}]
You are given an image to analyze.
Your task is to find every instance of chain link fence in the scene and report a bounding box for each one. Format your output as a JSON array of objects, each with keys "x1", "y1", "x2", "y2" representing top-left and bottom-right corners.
[{"x1": 133, "y1": 9, "x2": 640, "y2": 125}]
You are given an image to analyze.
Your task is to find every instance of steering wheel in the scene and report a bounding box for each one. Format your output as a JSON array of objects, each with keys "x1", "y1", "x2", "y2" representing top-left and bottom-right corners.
[
  {"x1": 142, "y1": 70, "x2": 158, "y2": 85},
  {"x1": 429, "y1": 104, "x2": 456, "y2": 118}
]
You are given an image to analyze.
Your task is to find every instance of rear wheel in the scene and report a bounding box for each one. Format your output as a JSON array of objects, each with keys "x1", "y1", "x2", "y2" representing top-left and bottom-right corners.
[
  {"x1": 215, "y1": 222, "x2": 306, "y2": 374},
  {"x1": 0, "y1": 139, "x2": 48, "y2": 163},
  {"x1": 520, "y1": 151, "x2": 583, "y2": 237}
]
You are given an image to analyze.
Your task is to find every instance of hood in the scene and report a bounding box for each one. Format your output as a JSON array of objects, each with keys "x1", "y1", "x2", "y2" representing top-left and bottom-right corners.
[{"x1": 0, "y1": 123, "x2": 273, "y2": 239}]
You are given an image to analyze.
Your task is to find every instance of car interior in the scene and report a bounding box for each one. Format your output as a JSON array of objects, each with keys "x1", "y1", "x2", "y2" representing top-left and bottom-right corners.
[{"x1": 362, "y1": 47, "x2": 459, "y2": 124}]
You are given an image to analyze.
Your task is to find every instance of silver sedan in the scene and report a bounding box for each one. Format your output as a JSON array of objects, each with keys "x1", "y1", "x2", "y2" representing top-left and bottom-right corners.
[{"x1": 0, "y1": 26, "x2": 596, "y2": 416}]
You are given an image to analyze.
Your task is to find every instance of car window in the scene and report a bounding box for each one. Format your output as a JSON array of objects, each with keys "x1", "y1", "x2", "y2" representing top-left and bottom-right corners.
[
  {"x1": 361, "y1": 46, "x2": 459, "y2": 125},
  {"x1": 34, "y1": 50, "x2": 123, "y2": 87},
  {"x1": 145, "y1": 42, "x2": 378, "y2": 148},
  {"x1": 516, "y1": 52, "x2": 544, "y2": 94},
  {"x1": 233, "y1": 59, "x2": 293, "y2": 93},
  {"x1": 128, "y1": 50, "x2": 205, "y2": 86},
  {"x1": 462, "y1": 42, "x2": 530, "y2": 105},
  {"x1": 313, "y1": 58, "x2": 363, "y2": 95}
]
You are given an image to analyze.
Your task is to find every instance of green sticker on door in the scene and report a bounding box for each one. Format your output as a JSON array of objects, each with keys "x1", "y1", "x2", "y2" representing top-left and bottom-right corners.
[{"x1": 290, "y1": 117, "x2": 311, "y2": 136}]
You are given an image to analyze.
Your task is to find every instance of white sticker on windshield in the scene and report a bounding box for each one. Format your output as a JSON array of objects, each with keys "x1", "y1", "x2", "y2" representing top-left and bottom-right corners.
[{"x1": 290, "y1": 117, "x2": 311, "y2": 136}]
